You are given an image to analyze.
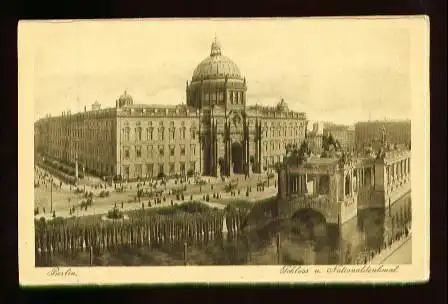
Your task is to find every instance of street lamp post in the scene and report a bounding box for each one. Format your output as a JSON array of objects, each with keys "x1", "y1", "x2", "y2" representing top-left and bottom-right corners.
[{"x1": 50, "y1": 178, "x2": 53, "y2": 213}]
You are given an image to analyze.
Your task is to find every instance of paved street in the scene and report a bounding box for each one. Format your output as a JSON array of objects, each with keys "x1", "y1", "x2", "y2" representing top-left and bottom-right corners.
[{"x1": 380, "y1": 237, "x2": 412, "y2": 264}]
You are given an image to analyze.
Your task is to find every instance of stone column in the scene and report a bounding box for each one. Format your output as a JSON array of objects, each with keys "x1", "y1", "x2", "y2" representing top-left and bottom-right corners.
[
  {"x1": 402, "y1": 160, "x2": 405, "y2": 180},
  {"x1": 75, "y1": 157, "x2": 79, "y2": 180},
  {"x1": 394, "y1": 163, "x2": 397, "y2": 182},
  {"x1": 342, "y1": 173, "x2": 346, "y2": 199},
  {"x1": 359, "y1": 167, "x2": 364, "y2": 187},
  {"x1": 294, "y1": 176, "x2": 297, "y2": 194},
  {"x1": 348, "y1": 171, "x2": 352, "y2": 196},
  {"x1": 291, "y1": 176, "x2": 294, "y2": 194},
  {"x1": 335, "y1": 175, "x2": 339, "y2": 202},
  {"x1": 229, "y1": 139, "x2": 233, "y2": 177},
  {"x1": 304, "y1": 173, "x2": 308, "y2": 193},
  {"x1": 292, "y1": 175, "x2": 296, "y2": 195},
  {"x1": 404, "y1": 160, "x2": 407, "y2": 178},
  {"x1": 364, "y1": 168, "x2": 366, "y2": 187},
  {"x1": 406, "y1": 159, "x2": 409, "y2": 178}
]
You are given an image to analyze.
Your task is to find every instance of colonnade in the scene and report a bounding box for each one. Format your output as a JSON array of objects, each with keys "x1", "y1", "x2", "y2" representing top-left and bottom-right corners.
[
  {"x1": 343, "y1": 166, "x2": 374, "y2": 198},
  {"x1": 385, "y1": 157, "x2": 411, "y2": 191},
  {"x1": 287, "y1": 174, "x2": 308, "y2": 196}
]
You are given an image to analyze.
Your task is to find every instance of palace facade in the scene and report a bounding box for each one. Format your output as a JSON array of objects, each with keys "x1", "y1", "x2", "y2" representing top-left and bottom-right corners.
[
  {"x1": 34, "y1": 38, "x2": 308, "y2": 180},
  {"x1": 355, "y1": 120, "x2": 411, "y2": 151}
]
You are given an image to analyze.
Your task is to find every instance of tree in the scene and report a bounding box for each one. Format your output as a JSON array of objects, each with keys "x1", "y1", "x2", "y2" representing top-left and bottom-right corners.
[
  {"x1": 299, "y1": 140, "x2": 310, "y2": 156},
  {"x1": 335, "y1": 140, "x2": 342, "y2": 150},
  {"x1": 187, "y1": 169, "x2": 194, "y2": 178},
  {"x1": 285, "y1": 143, "x2": 292, "y2": 156}
]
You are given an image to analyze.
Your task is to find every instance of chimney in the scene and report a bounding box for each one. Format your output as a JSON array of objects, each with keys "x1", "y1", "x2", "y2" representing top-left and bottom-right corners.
[{"x1": 84, "y1": 106, "x2": 87, "y2": 112}]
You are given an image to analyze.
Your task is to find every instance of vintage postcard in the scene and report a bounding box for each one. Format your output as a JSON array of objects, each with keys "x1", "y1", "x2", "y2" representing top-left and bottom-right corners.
[{"x1": 18, "y1": 17, "x2": 429, "y2": 285}]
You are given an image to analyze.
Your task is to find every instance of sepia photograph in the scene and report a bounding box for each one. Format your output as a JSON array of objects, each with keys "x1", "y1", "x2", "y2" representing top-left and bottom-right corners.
[{"x1": 18, "y1": 17, "x2": 429, "y2": 285}]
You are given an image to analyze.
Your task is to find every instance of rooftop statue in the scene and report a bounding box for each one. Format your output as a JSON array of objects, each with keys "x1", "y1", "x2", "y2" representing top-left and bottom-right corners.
[
  {"x1": 376, "y1": 147, "x2": 386, "y2": 160},
  {"x1": 276, "y1": 98, "x2": 289, "y2": 112}
]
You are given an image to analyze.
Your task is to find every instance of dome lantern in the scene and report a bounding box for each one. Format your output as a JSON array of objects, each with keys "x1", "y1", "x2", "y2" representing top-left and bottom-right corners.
[
  {"x1": 210, "y1": 35, "x2": 222, "y2": 57},
  {"x1": 118, "y1": 90, "x2": 133, "y2": 107}
]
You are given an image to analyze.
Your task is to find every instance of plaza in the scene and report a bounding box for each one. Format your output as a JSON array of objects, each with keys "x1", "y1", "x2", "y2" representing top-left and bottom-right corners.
[{"x1": 34, "y1": 165, "x2": 278, "y2": 220}]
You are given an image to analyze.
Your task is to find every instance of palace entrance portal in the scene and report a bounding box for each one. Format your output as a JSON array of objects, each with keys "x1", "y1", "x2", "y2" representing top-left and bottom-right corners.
[{"x1": 231, "y1": 141, "x2": 244, "y2": 174}]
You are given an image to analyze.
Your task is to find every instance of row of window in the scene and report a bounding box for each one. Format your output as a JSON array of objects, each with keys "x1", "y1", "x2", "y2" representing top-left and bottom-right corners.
[
  {"x1": 196, "y1": 90, "x2": 243, "y2": 103},
  {"x1": 44, "y1": 128, "x2": 113, "y2": 144},
  {"x1": 122, "y1": 161, "x2": 196, "y2": 177},
  {"x1": 264, "y1": 140, "x2": 303, "y2": 152},
  {"x1": 264, "y1": 127, "x2": 305, "y2": 138},
  {"x1": 122, "y1": 145, "x2": 197, "y2": 159},
  {"x1": 121, "y1": 127, "x2": 197, "y2": 142},
  {"x1": 44, "y1": 141, "x2": 114, "y2": 159}
]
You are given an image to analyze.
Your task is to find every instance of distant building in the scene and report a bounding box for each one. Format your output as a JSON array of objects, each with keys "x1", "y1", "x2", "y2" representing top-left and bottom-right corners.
[
  {"x1": 91, "y1": 101, "x2": 101, "y2": 111},
  {"x1": 34, "y1": 38, "x2": 308, "y2": 180},
  {"x1": 323, "y1": 124, "x2": 355, "y2": 152},
  {"x1": 312, "y1": 122, "x2": 324, "y2": 135},
  {"x1": 355, "y1": 120, "x2": 411, "y2": 151}
]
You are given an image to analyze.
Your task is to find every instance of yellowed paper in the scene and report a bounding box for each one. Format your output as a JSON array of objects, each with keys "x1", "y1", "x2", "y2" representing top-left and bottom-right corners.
[{"x1": 19, "y1": 17, "x2": 429, "y2": 285}]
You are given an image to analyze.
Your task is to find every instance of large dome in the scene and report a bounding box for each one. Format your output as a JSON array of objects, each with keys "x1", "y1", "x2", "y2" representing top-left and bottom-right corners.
[{"x1": 191, "y1": 38, "x2": 242, "y2": 82}]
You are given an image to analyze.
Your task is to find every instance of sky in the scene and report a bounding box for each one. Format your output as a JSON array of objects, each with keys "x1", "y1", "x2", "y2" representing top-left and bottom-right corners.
[{"x1": 30, "y1": 18, "x2": 414, "y2": 125}]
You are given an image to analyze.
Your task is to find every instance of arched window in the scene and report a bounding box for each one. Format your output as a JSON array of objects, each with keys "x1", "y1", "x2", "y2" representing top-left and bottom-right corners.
[
  {"x1": 122, "y1": 127, "x2": 130, "y2": 141},
  {"x1": 159, "y1": 127, "x2": 165, "y2": 141},
  {"x1": 181, "y1": 127, "x2": 186, "y2": 139},
  {"x1": 136, "y1": 127, "x2": 142, "y2": 141},
  {"x1": 147, "y1": 127, "x2": 153, "y2": 140},
  {"x1": 345, "y1": 175, "x2": 351, "y2": 196}
]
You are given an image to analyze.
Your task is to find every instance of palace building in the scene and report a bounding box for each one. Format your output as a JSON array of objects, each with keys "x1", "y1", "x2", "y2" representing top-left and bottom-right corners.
[
  {"x1": 354, "y1": 120, "x2": 411, "y2": 151},
  {"x1": 34, "y1": 38, "x2": 308, "y2": 180}
]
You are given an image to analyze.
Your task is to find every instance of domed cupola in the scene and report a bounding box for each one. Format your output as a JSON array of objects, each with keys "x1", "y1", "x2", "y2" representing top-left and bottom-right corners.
[
  {"x1": 117, "y1": 90, "x2": 133, "y2": 107},
  {"x1": 191, "y1": 36, "x2": 242, "y2": 82},
  {"x1": 187, "y1": 36, "x2": 247, "y2": 109}
]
